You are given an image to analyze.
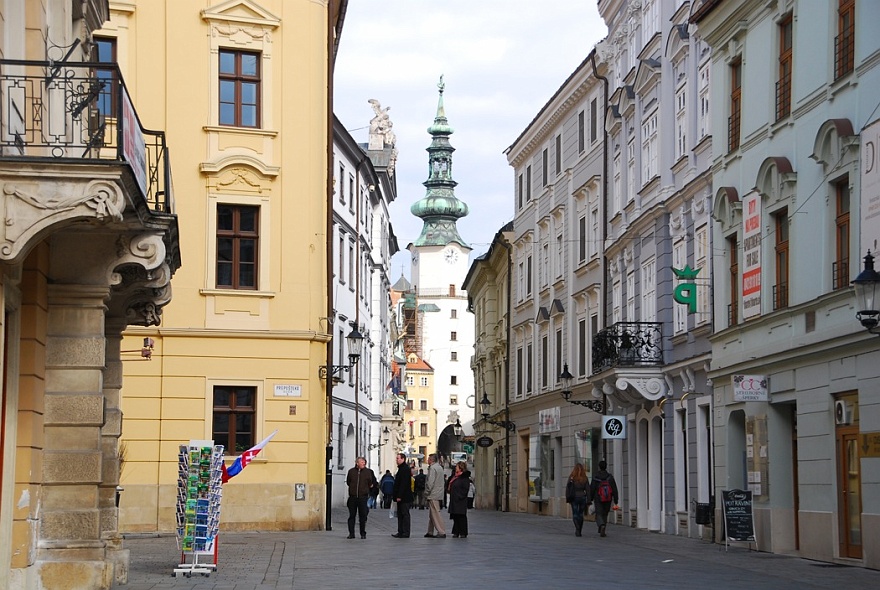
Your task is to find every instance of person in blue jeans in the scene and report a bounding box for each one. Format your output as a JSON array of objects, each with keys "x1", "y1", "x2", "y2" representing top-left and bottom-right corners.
[{"x1": 565, "y1": 463, "x2": 590, "y2": 536}]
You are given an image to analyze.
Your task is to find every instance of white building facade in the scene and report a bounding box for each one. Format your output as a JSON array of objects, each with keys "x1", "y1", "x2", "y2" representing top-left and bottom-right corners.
[
  {"x1": 330, "y1": 110, "x2": 398, "y2": 506},
  {"x1": 695, "y1": 0, "x2": 880, "y2": 567}
]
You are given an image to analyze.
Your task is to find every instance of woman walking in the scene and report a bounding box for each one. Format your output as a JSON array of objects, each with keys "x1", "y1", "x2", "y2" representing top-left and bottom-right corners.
[
  {"x1": 565, "y1": 463, "x2": 590, "y2": 536},
  {"x1": 447, "y1": 461, "x2": 470, "y2": 538}
]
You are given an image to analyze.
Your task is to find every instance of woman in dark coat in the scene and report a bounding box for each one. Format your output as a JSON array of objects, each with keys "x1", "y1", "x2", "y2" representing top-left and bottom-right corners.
[{"x1": 447, "y1": 462, "x2": 470, "y2": 538}]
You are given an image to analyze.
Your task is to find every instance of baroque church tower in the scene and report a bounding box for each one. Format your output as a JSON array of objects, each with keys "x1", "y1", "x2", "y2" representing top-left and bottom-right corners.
[{"x1": 407, "y1": 78, "x2": 475, "y2": 452}]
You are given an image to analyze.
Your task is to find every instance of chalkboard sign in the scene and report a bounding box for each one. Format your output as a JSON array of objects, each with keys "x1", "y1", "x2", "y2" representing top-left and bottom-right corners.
[{"x1": 721, "y1": 489, "x2": 756, "y2": 545}]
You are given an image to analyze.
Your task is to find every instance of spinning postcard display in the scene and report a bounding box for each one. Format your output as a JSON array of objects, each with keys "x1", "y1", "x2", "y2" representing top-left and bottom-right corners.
[{"x1": 174, "y1": 440, "x2": 224, "y2": 577}]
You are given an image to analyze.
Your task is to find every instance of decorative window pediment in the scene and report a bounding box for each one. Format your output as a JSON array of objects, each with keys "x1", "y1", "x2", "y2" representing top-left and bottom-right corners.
[
  {"x1": 201, "y1": 0, "x2": 281, "y2": 28},
  {"x1": 810, "y1": 118, "x2": 858, "y2": 171}
]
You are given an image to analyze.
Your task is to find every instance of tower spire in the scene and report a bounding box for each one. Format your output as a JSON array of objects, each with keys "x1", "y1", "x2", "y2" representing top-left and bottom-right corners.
[{"x1": 411, "y1": 76, "x2": 469, "y2": 247}]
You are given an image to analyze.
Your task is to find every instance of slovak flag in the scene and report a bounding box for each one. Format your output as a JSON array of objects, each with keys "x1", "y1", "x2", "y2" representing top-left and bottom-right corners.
[{"x1": 221, "y1": 430, "x2": 278, "y2": 483}]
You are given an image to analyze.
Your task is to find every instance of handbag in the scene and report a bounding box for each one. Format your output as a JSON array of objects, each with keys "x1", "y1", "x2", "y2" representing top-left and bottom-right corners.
[{"x1": 565, "y1": 480, "x2": 574, "y2": 503}]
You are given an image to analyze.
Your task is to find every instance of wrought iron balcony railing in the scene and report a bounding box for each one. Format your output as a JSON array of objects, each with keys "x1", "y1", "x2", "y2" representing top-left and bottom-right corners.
[
  {"x1": 0, "y1": 59, "x2": 173, "y2": 214},
  {"x1": 592, "y1": 322, "x2": 663, "y2": 375}
]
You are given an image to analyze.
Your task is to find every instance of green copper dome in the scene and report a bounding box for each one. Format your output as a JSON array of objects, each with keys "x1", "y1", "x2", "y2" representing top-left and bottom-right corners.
[{"x1": 411, "y1": 76, "x2": 469, "y2": 247}]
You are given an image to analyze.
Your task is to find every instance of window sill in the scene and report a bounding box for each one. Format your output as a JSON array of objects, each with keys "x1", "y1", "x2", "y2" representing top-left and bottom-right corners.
[
  {"x1": 200, "y1": 288, "x2": 276, "y2": 298},
  {"x1": 204, "y1": 125, "x2": 279, "y2": 137}
]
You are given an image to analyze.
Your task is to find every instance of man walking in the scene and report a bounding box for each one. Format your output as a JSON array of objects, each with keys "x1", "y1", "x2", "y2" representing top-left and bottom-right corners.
[
  {"x1": 589, "y1": 460, "x2": 619, "y2": 538},
  {"x1": 423, "y1": 453, "x2": 447, "y2": 538},
  {"x1": 345, "y1": 456, "x2": 376, "y2": 539},
  {"x1": 391, "y1": 453, "x2": 413, "y2": 538}
]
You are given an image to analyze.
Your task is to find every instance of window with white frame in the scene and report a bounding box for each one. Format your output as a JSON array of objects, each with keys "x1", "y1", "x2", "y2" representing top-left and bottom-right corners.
[
  {"x1": 589, "y1": 207, "x2": 599, "y2": 259},
  {"x1": 518, "y1": 261, "x2": 524, "y2": 301},
  {"x1": 348, "y1": 242, "x2": 355, "y2": 291},
  {"x1": 626, "y1": 271, "x2": 636, "y2": 320},
  {"x1": 673, "y1": 240, "x2": 686, "y2": 333},
  {"x1": 526, "y1": 343, "x2": 533, "y2": 393},
  {"x1": 556, "y1": 232, "x2": 563, "y2": 279},
  {"x1": 627, "y1": 138, "x2": 636, "y2": 203},
  {"x1": 629, "y1": 20, "x2": 640, "y2": 71},
  {"x1": 590, "y1": 98, "x2": 598, "y2": 144},
  {"x1": 541, "y1": 241, "x2": 549, "y2": 288},
  {"x1": 676, "y1": 85, "x2": 687, "y2": 160},
  {"x1": 613, "y1": 151, "x2": 622, "y2": 215},
  {"x1": 578, "y1": 216, "x2": 586, "y2": 263},
  {"x1": 641, "y1": 257, "x2": 656, "y2": 322},
  {"x1": 642, "y1": 111, "x2": 658, "y2": 181},
  {"x1": 406, "y1": 375, "x2": 414, "y2": 386},
  {"x1": 643, "y1": 0, "x2": 660, "y2": 38},
  {"x1": 698, "y1": 60, "x2": 710, "y2": 139},
  {"x1": 420, "y1": 376, "x2": 428, "y2": 387},
  {"x1": 695, "y1": 225, "x2": 709, "y2": 324},
  {"x1": 612, "y1": 279, "x2": 622, "y2": 324}
]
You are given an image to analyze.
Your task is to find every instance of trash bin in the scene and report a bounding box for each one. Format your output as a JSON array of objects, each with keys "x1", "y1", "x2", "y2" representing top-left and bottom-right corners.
[{"x1": 695, "y1": 502, "x2": 712, "y2": 525}]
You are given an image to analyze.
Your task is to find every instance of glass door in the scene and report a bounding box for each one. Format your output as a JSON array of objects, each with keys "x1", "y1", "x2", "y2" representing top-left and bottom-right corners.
[{"x1": 837, "y1": 427, "x2": 862, "y2": 559}]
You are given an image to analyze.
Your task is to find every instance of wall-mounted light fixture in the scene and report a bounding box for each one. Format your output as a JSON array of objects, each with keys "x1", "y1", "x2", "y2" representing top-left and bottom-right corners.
[
  {"x1": 559, "y1": 363, "x2": 604, "y2": 413},
  {"x1": 478, "y1": 393, "x2": 516, "y2": 431},
  {"x1": 853, "y1": 251, "x2": 880, "y2": 334},
  {"x1": 319, "y1": 327, "x2": 365, "y2": 379}
]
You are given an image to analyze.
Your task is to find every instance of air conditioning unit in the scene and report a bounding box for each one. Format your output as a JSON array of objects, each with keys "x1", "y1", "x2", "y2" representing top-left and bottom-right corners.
[{"x1": 834, "y1": 400, "x2": 853, "y2": 426}]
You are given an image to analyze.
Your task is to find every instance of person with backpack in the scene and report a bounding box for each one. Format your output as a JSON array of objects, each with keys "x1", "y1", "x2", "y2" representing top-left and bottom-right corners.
[
  {"x1": 589, "y1": 460, "x2": 619, "y2": 538},
  {"x1": 379, "y1": 470, "x2": 395, "y2": 509}
]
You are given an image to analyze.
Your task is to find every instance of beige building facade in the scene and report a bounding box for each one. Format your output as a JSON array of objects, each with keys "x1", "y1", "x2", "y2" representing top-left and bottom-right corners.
[
  {"x1": 101, "y1": 0, "x2": 346, "y2": 533},
  {"x1": 0, "y1": 1, "x2": 181, "y2": 588}
]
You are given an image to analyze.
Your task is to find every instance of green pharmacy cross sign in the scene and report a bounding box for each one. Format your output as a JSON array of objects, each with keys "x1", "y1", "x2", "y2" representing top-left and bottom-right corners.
[{"x1": 672, "y1": 265, "x2": 701, "y2": 313}]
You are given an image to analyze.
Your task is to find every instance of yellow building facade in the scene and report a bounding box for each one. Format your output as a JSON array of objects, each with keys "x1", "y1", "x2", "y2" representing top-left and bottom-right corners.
[
  {"x1": 401, "y1": 353, "x2": 437, "y2": 463},
  {"x1": 101, "y1": 0, "x2": 344, "y2": 532}
]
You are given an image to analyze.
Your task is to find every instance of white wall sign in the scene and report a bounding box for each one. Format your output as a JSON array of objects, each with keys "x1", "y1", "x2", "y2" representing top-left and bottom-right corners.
[
  {"x1": 732, "y1": 375, "x2": 768, "y2": 402},
  {"x1": 274, "y1": 384, "x2": 302, "y2": 397},
  {"x1": 741, "y1": 191, "x2": 762, "y2": 320},
  {"x1": 602, "y1": 416, "x2": 626, "y2": 439},
  {"x1": 538, "y1": 407, "x2": 560, "y2": 433},
  {"x1": 861, "y1": 118, "x2": 880, "y2": 256}
]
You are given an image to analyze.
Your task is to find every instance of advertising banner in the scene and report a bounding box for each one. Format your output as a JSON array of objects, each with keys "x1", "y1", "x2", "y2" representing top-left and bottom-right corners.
[{"x1": 742, "y1": 191, "x2": 762, "y2": 320}]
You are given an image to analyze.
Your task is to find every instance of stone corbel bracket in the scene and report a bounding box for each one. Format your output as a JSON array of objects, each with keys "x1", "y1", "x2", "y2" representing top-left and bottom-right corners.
[{"x1": 108, "y1": 233, "x2": 174, "y2": 327}]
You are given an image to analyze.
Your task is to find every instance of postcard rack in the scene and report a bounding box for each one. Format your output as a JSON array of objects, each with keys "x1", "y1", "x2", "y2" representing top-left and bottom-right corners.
[{"x1": 173, "y1": 440, "x2": 224, "y2": 578}]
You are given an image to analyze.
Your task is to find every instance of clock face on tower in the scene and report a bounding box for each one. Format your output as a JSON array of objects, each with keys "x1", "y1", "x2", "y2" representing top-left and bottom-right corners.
[{"x1": 444, "y1": 248, "x2": 459, "y2": 264}]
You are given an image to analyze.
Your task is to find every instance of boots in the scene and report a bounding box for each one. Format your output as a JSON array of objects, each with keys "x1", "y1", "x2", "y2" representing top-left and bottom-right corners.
[{"x1": 575, "y1": 522, "x2": 582, "y2": 537}]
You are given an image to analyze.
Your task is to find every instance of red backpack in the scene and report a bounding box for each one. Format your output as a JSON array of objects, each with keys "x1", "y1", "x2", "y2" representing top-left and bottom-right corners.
[{"x1": 596, "y1": 479, "x2": 613, "y2": 503}]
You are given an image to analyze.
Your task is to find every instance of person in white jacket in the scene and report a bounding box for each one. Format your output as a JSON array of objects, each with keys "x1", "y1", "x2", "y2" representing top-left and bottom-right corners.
[{"x1": 423, "y1": 454, "x2": 447, "y2": 538}]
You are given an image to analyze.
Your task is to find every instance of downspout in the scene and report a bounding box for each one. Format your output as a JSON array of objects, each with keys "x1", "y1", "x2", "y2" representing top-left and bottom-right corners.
[
  {"x1": 325, "y1": 1, "x2": 337, "y2": 532},
  {"x1": 501, "y1": 235, "x2": 513, "y2": 512},
  {"x1": 589, "y1": 50, "x2": 610, "y2": 460}
]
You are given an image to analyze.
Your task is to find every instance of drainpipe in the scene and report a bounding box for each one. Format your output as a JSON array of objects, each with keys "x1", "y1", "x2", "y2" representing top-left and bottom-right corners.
[
  {"x1": 589, "y1": 50, "x2": 610, "y2": 460},
  {"x1": 325, "y1": 1, "x2": 337, "y2": 532},
  {"x1": 501, "y1": 235, "x2": 513, "y2": 512}
]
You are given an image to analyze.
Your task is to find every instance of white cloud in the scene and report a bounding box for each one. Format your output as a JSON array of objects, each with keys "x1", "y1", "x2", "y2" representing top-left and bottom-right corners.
[{"x1": 334, "y1": 0, "x2": 607, "y2": 275}]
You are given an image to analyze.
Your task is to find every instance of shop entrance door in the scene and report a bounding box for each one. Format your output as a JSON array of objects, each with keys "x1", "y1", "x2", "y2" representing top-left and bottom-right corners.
[{"x1": 837, "y1": 427, "x2": 862, "y2": 559}]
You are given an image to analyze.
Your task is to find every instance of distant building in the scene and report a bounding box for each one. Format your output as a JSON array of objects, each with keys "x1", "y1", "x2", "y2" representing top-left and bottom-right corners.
[{"x1": 407, "y1": 79, "x2": 475, "y2": 458}]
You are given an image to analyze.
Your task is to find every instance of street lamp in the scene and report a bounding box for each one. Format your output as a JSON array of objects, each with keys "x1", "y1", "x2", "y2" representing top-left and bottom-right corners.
[
  {"x1": 318, "y1": 326, "x2": 365, "y2": 379},
  {"x1": 453, "y1": 418, "x2": 463, "y2": 438},
  {"x1": 853, "y1": 251, "x2": 880, "y2": 334},
  {"x1": 368, "y1": 426, "x2": 390, "y2": 451},
  {"x1": 559, "y1": 363, "x2": 604, "y2": 413},
  {"x1": 478, "y1": 393, "x2": 516, "y2": 431}
]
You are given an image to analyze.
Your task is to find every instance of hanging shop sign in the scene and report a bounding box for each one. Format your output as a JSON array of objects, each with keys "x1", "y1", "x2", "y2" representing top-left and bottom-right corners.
[
  {"x1": 601, "y1": 416, "x2": 626, "y2": 439},
  {"x1": 732, "y1": 374, "x2": 768, "y2": 402},
  {"x1": 476, "y1": 436, "x2": 494, "y2": 448},
  {"x1": 742, "y1": 191, "x2": 762, "y2": 320},
  {"x1": 672, "y1": 265, "x2": 701, "y2": 313}
]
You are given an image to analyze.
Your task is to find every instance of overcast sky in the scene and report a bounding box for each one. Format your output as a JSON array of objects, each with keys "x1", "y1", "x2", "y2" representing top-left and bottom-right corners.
[{"x1": 334, "y1": 1, "x2": 608, "y2": 280}]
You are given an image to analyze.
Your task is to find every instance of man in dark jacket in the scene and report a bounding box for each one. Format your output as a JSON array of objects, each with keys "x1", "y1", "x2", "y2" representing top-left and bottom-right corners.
[
  {"x1": 345, "y1": 456, "x2": 377, "y2": 539},
  {"x1": 391, "y1": 453, "x2": 414, "y2": 538},
  {"x1": 589, "y1": 460, "x2": 620, "y2": 538}
]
